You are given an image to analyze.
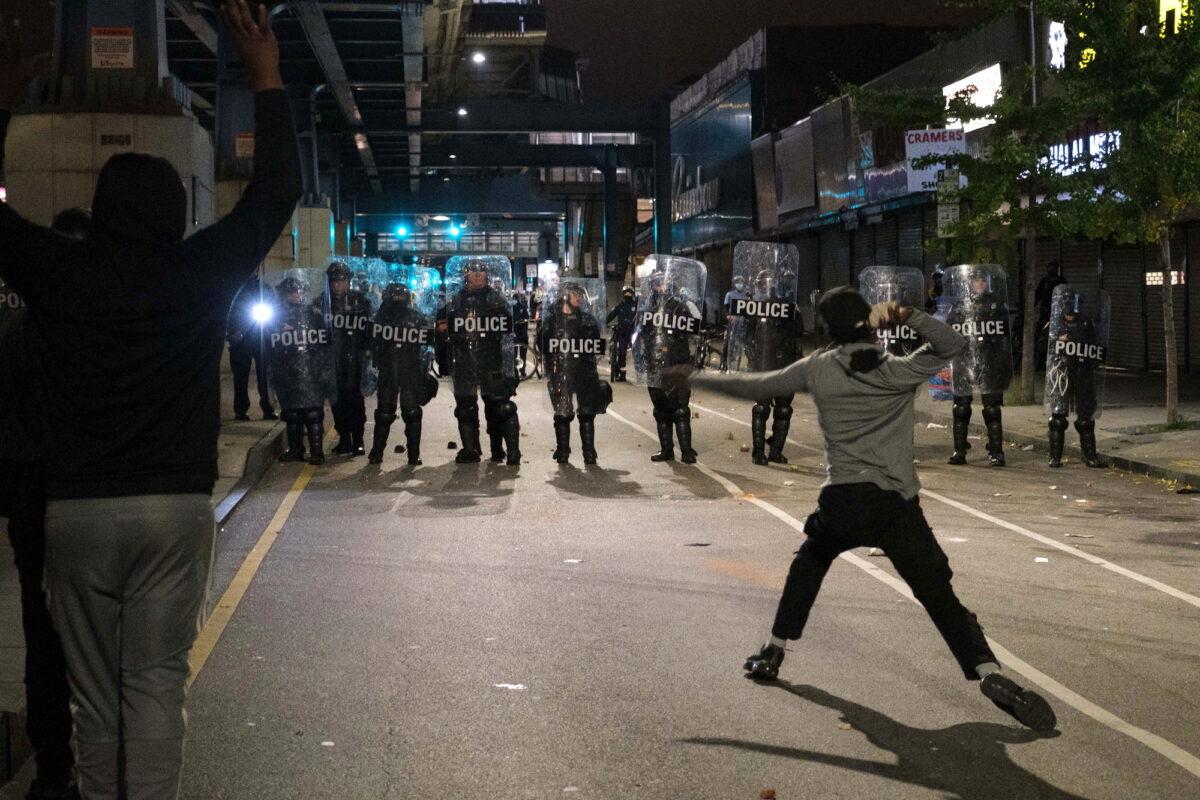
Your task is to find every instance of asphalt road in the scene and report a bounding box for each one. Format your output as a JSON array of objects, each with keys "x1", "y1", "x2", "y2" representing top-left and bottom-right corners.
[{"x1": 179, "y1": 375, "x2": 1200, "y2": 800}]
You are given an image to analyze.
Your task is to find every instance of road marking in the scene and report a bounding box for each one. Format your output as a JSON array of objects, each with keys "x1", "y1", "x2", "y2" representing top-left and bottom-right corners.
[
  {"x1": 608, "y1": 407, "x2": 1200, "y2": 779},
  {"x1": 690, "y1": 400, "x2": 1200, "y2": 612},
  {"x1": 189, "y1": 465, "x2": 315, "y2": 685}
]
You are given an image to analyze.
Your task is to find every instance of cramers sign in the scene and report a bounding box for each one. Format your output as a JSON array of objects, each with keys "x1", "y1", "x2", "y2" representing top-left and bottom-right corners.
[{"x1": 905, "y1": 128, "x2": 966, "y2": 194}]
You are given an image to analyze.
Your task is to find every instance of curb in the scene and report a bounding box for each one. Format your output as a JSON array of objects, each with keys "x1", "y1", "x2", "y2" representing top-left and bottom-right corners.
[
  {"x1": 1, "y1": 424, "x2": 284, "y2": 795},
  {"x1": 214, "y1": 424, "x2": 286, "y2": 525},
  {"x1": 912, "y1": 409, "x2": 1200, "y2": 488}
]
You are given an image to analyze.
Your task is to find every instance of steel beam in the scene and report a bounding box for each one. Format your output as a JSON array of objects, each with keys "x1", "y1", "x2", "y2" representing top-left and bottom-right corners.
[
  {"x1": 361, "y1": 99, "x2": 657, "y2": 135},
  {"x1": 353, "y1": 175, "x2": 563, "y2": 216},
  {"x1": 290, "y1": 0, "x2": 382, "y2": 193},
  {"x1": 166, "y1": 0, "x2": 218, "y2": 53},
  {"x1": 346, "y1": 143, "x2": 653, "y2": 170}
]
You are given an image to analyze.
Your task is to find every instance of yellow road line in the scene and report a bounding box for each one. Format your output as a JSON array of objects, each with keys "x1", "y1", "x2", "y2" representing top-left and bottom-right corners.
[{"x1": 189, "y1": 465, "x2": 315, "y2": 685}]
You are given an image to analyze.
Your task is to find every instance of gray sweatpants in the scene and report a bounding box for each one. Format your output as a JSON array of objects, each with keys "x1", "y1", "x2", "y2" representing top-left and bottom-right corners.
[{"x1": 43, "y1": 494, "x2": 215, "y2": 800}]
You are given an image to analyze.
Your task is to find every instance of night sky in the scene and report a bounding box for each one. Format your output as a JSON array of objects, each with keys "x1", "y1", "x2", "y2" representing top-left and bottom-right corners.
[{"x1": 544, "y1": 0, "x2": 980, "y2": 103}]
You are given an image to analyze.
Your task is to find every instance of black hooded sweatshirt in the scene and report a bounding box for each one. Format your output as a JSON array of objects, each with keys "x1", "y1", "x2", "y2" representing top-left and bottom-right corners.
[{"x1": 0, "y1": 90, "x2": 302, "y2": 499}]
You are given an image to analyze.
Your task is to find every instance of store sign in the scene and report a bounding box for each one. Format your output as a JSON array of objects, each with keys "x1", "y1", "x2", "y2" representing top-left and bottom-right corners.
[
  {"x1": 672, "y1": 159, "x2": 722, "y2": 222},
  {"x1": 904, "y1": 128, "x2": 966, "y2": 193},
  {"x1": 91, "y1": 27, "x2": 134, "y2": 70},
  {"x1": 235, "y1": 133, "x2": 255, "y2": 159},
  {"x1": 942, "y1": 63, "x2": 1002, "y2": 133}
]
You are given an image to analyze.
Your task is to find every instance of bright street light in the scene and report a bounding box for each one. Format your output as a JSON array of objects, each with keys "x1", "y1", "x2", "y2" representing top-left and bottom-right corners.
[
  {"x1": 251, "y1": 302, "x2": 273, "y2": 324},
  {"x1": 471, "y1": 51, "x2": 486, "y2": 65},
  {"x1": 457, "y1": 107, "x2": 468, "y2": 117}
]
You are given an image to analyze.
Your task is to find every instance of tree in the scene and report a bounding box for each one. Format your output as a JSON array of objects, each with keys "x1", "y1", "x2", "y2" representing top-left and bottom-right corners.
[
  {"x1": 852, "y1": 2, "x2": 1088, "y2": 403},
  {"x1": 1053, "y1": 0, "x2": 1200, "y2": 425}
]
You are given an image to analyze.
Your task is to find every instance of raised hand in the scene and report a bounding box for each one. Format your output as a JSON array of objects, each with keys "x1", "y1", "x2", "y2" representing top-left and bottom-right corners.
[{"x1": 220, "y1": 1, "x2": 283, "y2": 92}]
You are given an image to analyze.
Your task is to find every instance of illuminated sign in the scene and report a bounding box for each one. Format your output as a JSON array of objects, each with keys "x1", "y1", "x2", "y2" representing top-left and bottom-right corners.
[
  {"x1": 1048, "y1": 22, "x2": 1068, "y2": 70},
  {"x1": 904, "y1": 128, "x2": 966, "y2": 193},
  {"x1": 1162, "y1": 1, "x2": 1190, "y2": 35},
  {"x1": 1045, "y1": 131, "x2": 1121, "y2": 175},
  {"x1": 942, "y1": 63, "x2": 1002, "y2": 133}
]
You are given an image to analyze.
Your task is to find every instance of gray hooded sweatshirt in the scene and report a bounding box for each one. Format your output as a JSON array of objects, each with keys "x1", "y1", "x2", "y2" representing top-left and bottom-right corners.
[{"x1": 692, "y1": 310, "x2": 966, "y2": 499}]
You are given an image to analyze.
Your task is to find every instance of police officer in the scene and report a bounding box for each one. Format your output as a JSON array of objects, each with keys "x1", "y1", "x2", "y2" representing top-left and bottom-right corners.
[
  {"x1": 742, "y1": 269, "x2": 804, "y2": 465},
  {"x1": 538, "y1": 281, "x2": 611, "y2": 465},
  {"x1": 227, "y1": 276, "x2": 277, "y2": 421},
  {"x1": 368, "y1": 282, "x2": 437, "y2": 466},
  {"x1": 640, "y1": 270, "x2": 701, "y2": 464},
  {"x1": 271, "y1": 275, "x2": 333, "y2": 466},
  {"x1": 946, "y1": 267, "x2": 1012, "y2": 467},
  {"x1": 605, "y1": 285, "x2": 637, "y2": 382},
  {"x1": 322, "y1": 261, "x2": 373, "y2": 456},
  {"x1": 1046, "y1": 286, "x2": 1108, "y2": 468},
  {"x1": 513, "y1": 288, "x2": 531, "y2": 376},
  {"x1": 438, "y1": 260, "x2": 521, "y2": 465},
  {"x1": 722, "y1": 274, "x2": 749, "y2": 371}
]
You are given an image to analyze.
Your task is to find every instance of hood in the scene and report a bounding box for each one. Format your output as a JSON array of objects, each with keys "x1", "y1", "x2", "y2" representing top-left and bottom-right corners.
[{"x1": 91, "y1": 153, "x2": 187, "y2": 251}]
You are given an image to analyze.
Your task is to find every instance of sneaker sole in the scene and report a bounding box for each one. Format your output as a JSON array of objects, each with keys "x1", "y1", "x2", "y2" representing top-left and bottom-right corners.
[{"x1": 981, "y1": 674, "x2": 1056, "y2": 731}]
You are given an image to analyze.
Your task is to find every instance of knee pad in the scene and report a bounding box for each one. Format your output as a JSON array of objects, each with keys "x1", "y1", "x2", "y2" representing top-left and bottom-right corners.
[
  {"x1": 773, "y1": 403, "x2": 794, "y2": 422},
  {"x1": 374, "y1": 409, "x2": 397, "y2": 426},
  {"x1": 1048, "y1": 414, "x2": 1069, "y2": 433},
  {"x1": 1074, "y1": 417, "x2": 1095, "y2": 435},
  {"x1": 752, "y1": 401, "x2": 770, "y2": 417},
  {"x1": 981, "y1": 392, "x2": 1004, "y2": 408},
  {"x1": 952, "y1": 397, "x2": 973, "y2": 422},
  {"x1": 401, "y1": 406, "x2": 422, "y2": 424},
  {"x1": 495, "y1": 400, "x2": 518, "y2": 421},
  {"x1": 653, "y1": 405, "x2": 673, "y2": 424},
  {"x1": 982, "y1": 403, "x2": 1003, "y2": 424},
  {"x1": 553, "y1": 413, "x2": 576, "y2": 425},
  {"x1": 302, "y1": 408, "x2": 323, "y2": 425},
  {"x1": 281, "y1": 409, "x2": 300, "y2": 424},
  {"x1": 673, "y1": 404, "x2": 691, "y2": 424},
  {"x1": 454, "y1": 398, "x2": 478, "y2": 423},
  {"x1": 578, "y1": 414, "x2": 595, "y2": 424}
]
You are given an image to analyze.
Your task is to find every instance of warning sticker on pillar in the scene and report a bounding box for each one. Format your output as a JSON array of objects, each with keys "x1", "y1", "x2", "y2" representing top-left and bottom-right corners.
[
  {"x1": 91, "y1": 28, "x2": 135, "y2": 70},
  {"x1": 235, "y1": 133, "x2": 255, "y2": 159}
]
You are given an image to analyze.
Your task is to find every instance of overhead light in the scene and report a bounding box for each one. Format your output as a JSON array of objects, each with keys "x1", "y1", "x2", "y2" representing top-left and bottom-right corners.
[
  {"x1": 457, "y1": 107, "x2": 468, "y2": 117},
  {"x1": 397, "y1": 225, "x2": 408, "y2": 237},
  {"x1": 448, "y1": 224, "x2": 462, "y2": 237},
  {"x1": 449, "y1": 153, "x2": 458, "y2": 160},
  {"x1": 432, "y1": 214, "x2": 450, "y2": 222},
  {"x1": 443, "y1": 177, "x2": 450, "y2": 182},
  {"x1": 471, "y1": 51, "x2": 486, "y2": 65},
  {"x1": 251, "y1": 302, "x2": 273, "y2": 324}
]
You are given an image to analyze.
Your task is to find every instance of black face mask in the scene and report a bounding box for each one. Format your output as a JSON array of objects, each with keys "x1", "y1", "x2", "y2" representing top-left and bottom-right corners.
[{"x1": 91, "y1": 153, "x2": 187, "y2": 251}]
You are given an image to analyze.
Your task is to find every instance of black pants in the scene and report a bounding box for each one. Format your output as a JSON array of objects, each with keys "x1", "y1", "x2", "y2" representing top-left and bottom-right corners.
[
  {"x1": 229, "y1": 342, "x2": 273, "y2": 417},
  {"x1": 648, "y1": 386, "x2": 690, "y2": 419},
  {"x1": 772, "y1": 483, "x2": 996, "y2": 680},
  {"x1": 4, "y1": 466, "x2": 74, "y2": 782},
  {"x1": 332, "y1": 385, "x2": 366, "y2": 438},
  {"x1": 612, "y1": 332, "x2": 631, "y2": 371}
]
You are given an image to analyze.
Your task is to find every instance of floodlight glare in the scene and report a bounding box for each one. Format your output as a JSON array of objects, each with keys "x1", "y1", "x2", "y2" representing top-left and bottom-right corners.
[
  {"x1": 251, "y1": 302, "x2": 273, "y2": 324},
  {"x1": 449, "y1": 224, "x2": 462, "y2": 237},
  {"x1": 397, "y1": 226, "x2": 408, "y2": 237},
  {"x1": 471, "y1": 51, "x2": 486, "y2": 64},
  {"x1": 457, "y1": 107, "x2": 468, "y2": 117}
]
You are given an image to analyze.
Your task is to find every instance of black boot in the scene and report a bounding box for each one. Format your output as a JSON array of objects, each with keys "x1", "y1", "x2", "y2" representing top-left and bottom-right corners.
[
  {"x1": 579, "y1": 415, "x2": 598, "y2": 465},
  {"x1": 305, "y1": 416, "x2": 326, "y2": 466},
  {"x1": 368, "y1": 411, "x2": 394, "y2": 465},
  {"x1": 279, "y1": 421, "x2": 306, "y2": 462},
  {"x1": 501, "y1": 403, "x2": 522, "y2": 466},
  {"x1": 983, "y1": 400, "x2": 1005, "y2": 467},
  {"x1": 552, "y1": 414, "x2": 573, "y2": 464},
  {"x1": 744, "y1": 642, "x2": 785, "y2": 681},
  {"x1": 332, "y1": 436, "x2": 353, "y2": 455},
  {"x1": 675, "y1": 413, "x2": 697, "y2": 464},
  {"x1": 402, "y1": 407, "x2": 423, "y2": 466},
  {"x1": 489, "y1": 430, "x2": 506, "y2": 463},
  {"x1": 768, "y1": 405, "x2": 792, "y2": 464},
  {"x1": 750, "y1": 402, "x2": 770, "y2": 466},
  {"x1": 456, "y1": 419, "x2": 482, "y2": 464},
  {"x1": 1048, "y1": 414, "x2": 1067, "y2": 468},
  {"x1": 350, "y1": 427, "x2": 366, "y2": 457},
  {"x1": 1075, "y1": 417, "x2": 1101, "y2": 468},
  {"x1": 949, "y1": 397, "x2": 972, "y2": 465},
  {"x1": 651, "y1": 418, "x2": 675, "y2": 462}
]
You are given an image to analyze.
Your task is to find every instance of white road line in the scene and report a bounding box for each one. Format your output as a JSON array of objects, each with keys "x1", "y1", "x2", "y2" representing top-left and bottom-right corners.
[
  {"x1": 689, "y1": 400, "x2": 1200, "y2": 612},
  {"x1": 608, "y1": 407, "x2": 1200, "y2": 780}
]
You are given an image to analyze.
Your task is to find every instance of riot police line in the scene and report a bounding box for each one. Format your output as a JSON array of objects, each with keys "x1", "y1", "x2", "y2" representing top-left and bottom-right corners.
[{"x1": 227, "y1": 251, "x2": 1111, "y2": 473}]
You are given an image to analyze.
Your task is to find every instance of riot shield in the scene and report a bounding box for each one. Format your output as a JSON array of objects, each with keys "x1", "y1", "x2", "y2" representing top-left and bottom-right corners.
[
  {"x1": 727, "y1": 242, "x2": 803, "y2": 373},
  {"x1": 321, "y1": 259, "x2": 378, "y2": 397},
  {"x1": 441, "y1": 255, "x2": 517, "y2": 396},
  {"x1": 539, "y1": 277, "x2": 611, "y2": 415},
  {"x1": 0, "y1": 278, "x2": 27, "y2": 334},
  {"x1": 631, "y1": 255, "x2": 706, "y2": 388},
  {"x1": 371, "y1": 266, "x2": 440, "y2": 409},
  {"x1": 1045, "y1": 285, "x2": 1109, "y2": 419},
  {"x1": 263, "y1": 268, "x2": 336, "y2": 411},
  {"x1": 945, "y1": 264, "x2": 1013, "y2": 396},
  {"x1": 859, "y1": 266, "x2": 926, "y2": 356}
]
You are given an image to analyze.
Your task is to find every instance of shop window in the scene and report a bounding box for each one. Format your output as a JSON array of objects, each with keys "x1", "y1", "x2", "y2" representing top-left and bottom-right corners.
[{"x1": 1144, "y1": 270, "x2": 1186, "y2": 286}]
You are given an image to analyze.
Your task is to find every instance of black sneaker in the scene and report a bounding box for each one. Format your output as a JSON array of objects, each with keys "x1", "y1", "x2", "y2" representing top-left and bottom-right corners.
[
  {"x1": 981, "y1": 673, "x2": 1056, "y2": 731},
  {"x1": 989, "y1": 452, "x2": 1006, "y2": 468},
  {"x1": 743, "y1": 642, "x2": 785, "y2": 681}
]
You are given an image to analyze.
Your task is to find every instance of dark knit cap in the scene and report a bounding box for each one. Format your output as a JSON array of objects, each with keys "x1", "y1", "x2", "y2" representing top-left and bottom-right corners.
[{"x1": 818, "y1": 286, "x2": 873, "y2": 343}]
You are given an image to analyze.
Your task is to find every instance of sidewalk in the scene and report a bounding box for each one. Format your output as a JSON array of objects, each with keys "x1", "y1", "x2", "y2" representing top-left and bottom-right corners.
[
  {"x1": 1, "y1": 374, "x2": 282, "y2": 788},
  {"x1": 914, "y1": 369, "x2": 1200, "y2": 488}
]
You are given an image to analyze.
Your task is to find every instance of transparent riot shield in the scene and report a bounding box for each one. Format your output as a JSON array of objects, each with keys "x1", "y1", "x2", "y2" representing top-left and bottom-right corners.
[
  {"x1": 727, "y1": 242, "x2": 803, "y2": 372},
  {"x1": 263, "y1": 268, "x2": 336, "y2": 412},
  {"x1": 1045, "y1": 285, "x2": 1110, "y2": 419},
  {"x1": 321, "y1": 258, "x2": 377, "y2": 397},
  {"x1": 0, "y1": 278, "x2": 28, "y2": 334},
  {"x1": 371, "y1": 266, "x2": 440, "y2": 410},
  {"x1": 631, "y1": 255, "x2": 707, "y2": 388},
  {"x1": 945, "y1": 264, "x2": 1014, "y2": 396},
  {"x1": 859, "y1": 266, "x2": 926, "y2": 356},
  {"x1": 538, "y1": 277, "x2": 611, "y2": 416},
  {"x1": 442, "y1": 255, "x2": 517, "y2": 396}
]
